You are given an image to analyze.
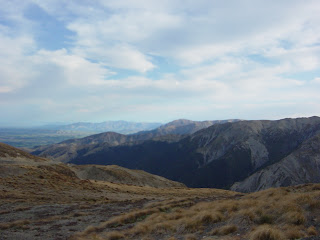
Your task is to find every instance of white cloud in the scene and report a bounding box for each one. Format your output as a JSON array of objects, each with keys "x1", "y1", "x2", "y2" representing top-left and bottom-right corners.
[
  {"x1": 311, "y1": 77, "x2": 320, "y2": 84},
  {"x1": 72, "y1": 44, "x2": 155, "y2": 73},
  {"x1": 181, "y1": 60, "x2": 241, "y2": 80},
  {"x1": 1, "y1": 0, "x2": 320, "y2": 125},
  {"x1": 0, "y1": 32, "x2": 36, "y2": 93},
  {"x1": 32, "y1": 49, "x2": 114, "y2": 86}
]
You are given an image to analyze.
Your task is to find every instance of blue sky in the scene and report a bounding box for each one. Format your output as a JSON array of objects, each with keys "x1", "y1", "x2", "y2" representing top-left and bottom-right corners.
[{"x1": 0, "y1": 0, "x2": 320, "y2": 126}]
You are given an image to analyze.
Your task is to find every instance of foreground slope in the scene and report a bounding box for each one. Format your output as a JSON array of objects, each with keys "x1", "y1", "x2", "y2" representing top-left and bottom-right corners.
[
  {"x1": 0, "y1": 142, "x2": 48, "y2": 163},
  {"x1": 73, "y1": 184, "x2": 320, "y2": 240},
  {"x1": 69, "y1": 117, "x2": 320, "y2": 190},
  {"x1": 1, "y1": 143, "x2": 320, "y2": 240},
  {"x1": 0, "y1": 143, "x2": 236, "y2": 240}
]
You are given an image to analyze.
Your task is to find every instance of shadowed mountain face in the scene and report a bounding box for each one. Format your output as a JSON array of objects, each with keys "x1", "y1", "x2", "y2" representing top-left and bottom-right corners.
[
  {"x1": 65, "y1": 117, "x2": 320, "y2": 190},
  {"x1": 30, "y1": 117, "x2": 320, "y2": 191},
  {"x1": 231, "y1": 133, "x2": 320, "y2": 192},
  {"x1": 31, "y1": 119, "x2": 238, "y2": 162}
]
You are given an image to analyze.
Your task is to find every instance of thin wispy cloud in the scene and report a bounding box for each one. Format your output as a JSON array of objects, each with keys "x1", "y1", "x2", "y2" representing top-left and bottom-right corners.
[{"x1": 0, "y1": 0, "x2": 319, "y2": 126}]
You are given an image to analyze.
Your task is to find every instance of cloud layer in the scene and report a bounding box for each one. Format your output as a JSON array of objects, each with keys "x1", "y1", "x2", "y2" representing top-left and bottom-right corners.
[{"x1": 0, "y1": 0, "x2": 320, "y2": 125}]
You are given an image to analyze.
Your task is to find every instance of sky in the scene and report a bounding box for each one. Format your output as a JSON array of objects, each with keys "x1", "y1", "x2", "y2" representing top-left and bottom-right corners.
[{"x1": 0, "y1": 0, "x2": 320, "y2": 126}]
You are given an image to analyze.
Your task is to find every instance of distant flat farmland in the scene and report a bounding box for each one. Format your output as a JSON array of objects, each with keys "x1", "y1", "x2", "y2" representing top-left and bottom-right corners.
[{"x1": 0, "y1": 128, "x2": 93, "y2": 148}]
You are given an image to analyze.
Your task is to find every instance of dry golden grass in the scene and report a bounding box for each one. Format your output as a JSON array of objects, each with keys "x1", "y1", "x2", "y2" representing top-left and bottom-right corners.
[
  {"x1": 248, "y1": 225, "x2": 285, "y2": 240},
  {"x1": 281, "y1": 211, "x2": 306, "y2": 225},
  {"x1": 0, "y1": 142, "x2": 47, "y2": 161},
  {"x1": 1, "y1": 150, "x2": 319, "y2": 240},
  {"x1": 166, "y1": 237, "x2": 178, "y2": 240},
  {"x1": 0, "y1": 219, "x2": 30, "y2": 230},
  {"x1": 183, "y1": 234, "x2": 197, "y2": 240},
  {"x1": 307, "y1": 225, "x2": 318, "y2": 236},
  {"x1": 75, "y1": 184, "x2": 320, "y2": 240},
  {"x1": 210, "y1": 224, "x2": 238, "y2": 235},
  {"x1": 1, "y1": 161, "x2": 237, "y2": 207},
  {"x1": 284, "y1": 229, "x2": 305, "y2": 239},
  {"x1": 105, "y1": 231, "x2": 125, "y2": 240}
]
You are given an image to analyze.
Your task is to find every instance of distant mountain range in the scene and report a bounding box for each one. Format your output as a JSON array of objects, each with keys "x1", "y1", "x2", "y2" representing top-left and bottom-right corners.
[
  {"x1": 31, "y1": 117, "x2": 320, "y2": 192},
  {"x1": 41, "y1": 120, "x2": 163, "y2": 134},
  {"x1": 31, "y1": 119, "x2": 239, "y2": 162},
  {"x1": 0, "y1": 120, "x2": 163, "y2": 148}
]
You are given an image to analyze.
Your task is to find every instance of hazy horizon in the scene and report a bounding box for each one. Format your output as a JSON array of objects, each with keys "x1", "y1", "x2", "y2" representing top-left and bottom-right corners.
[
  {"x1": 2, "y1": 116, "x2": 320, "y2": 128},
  {"x1": 1, "y1": 0, "x2": 320, "y2": 126}
]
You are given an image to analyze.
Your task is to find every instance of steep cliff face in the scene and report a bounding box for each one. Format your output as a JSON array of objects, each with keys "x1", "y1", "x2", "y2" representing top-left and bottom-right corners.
[{"x1": 231, "y1": 133, "x2": 320, "y2": 192}]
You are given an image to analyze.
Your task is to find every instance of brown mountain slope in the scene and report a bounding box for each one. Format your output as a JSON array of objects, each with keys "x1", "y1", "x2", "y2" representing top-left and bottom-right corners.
[
  {"x1": 70, "y1": 164, "x2": 185, "y2": 188},
  {"x1": 1, "y1": 144, "x2": 320, "y2": 240},
  {"x1": 231, "y1": 132, "x2": 320, "y2": 192},
  {"x1": 67, "y1": 116, "x2": 320, "y2": 190},
  {"x1": 31, "y1": 119, "x2": 239, "y2": 163},
  {"x1": 0, "y1": 143, "x2": 236, "y2": 240},
  {"x1": 73, "y1": 184, "x2": 320, "y2": 240},
  {"x1": 0, "y1": 142, "x2": 48, "y2": 163},
  {"x1": 0, "y1": 142, "x2": 185, "y2": 189}
]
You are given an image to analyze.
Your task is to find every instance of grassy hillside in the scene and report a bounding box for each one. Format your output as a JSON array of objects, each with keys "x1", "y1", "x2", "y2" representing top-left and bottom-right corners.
[
  {"x1": 73, "y1": 184, "x2": 320, "y2": 240},
  {"x1": 1, "y1": 142, "x2": 320, "y2": 239}
]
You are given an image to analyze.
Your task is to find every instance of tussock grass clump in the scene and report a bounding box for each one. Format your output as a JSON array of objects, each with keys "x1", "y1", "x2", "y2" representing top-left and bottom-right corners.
[
  {"x1": 0, "y1": 219, "x2": 30, "y2": 230},
  {"x1": 281, "y1": 211, "x2": 306, "y2": 225},
  {"x1": 307, "y1": 225, "x2": 318, "y2": 236},
  {"x1": 191, "y1": 211, "x2": 224, "y2": 225},
  {"x1": 210, "y1": 224, "x2": 238, "y2": 235},
  {"x1": 73, "y1": 184, "x2": 320, "y2": 240},
  {"x1": 105, "y1": 231, "x2": 125, "y2": 240},
  {"x1": 249, "y1": 225, "x2": 285, "y2": 240},
  {"x1": 81, "y1": 208, "x2": 159, "y2": 236},
  {"x1": 183, "y1": 234, "x2": 197, "y2": 240},
  {"x1": 284, "y1": 228, "x2": 305, "y2": 239},
  {"x1": 258, "y1": 214, "x2": 274, "y2": 224}
]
